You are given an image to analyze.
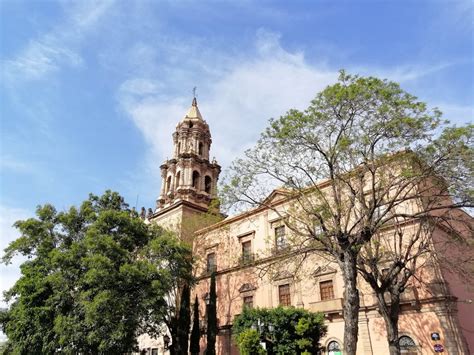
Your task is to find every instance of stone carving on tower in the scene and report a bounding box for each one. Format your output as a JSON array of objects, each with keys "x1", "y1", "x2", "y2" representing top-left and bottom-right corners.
[{"x1": 156, "y1": 97, "x2": 221, "y2": 211}]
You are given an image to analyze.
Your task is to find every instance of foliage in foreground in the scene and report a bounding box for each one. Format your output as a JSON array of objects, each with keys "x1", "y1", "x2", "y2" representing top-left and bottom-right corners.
[
  {"x1": 233, "y1": 306, "x2": 327, "y2": 355},
  {"x1": 0, "y1": 191, "x2": 192, "y2": 354}
]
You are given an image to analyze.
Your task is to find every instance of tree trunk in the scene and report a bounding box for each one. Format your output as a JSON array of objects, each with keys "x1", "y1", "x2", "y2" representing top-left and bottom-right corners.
[
  {"x1": 339, "y1": 249, "x2": 360, "y2": 355},
  {"x1": 375, "y1": 291, "x2": 401, "y2": 355}
]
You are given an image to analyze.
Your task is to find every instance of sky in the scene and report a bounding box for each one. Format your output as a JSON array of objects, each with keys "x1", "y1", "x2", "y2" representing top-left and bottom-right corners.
[{"x1": 0, "y1": 0, "x2": 473, "y2": 317}]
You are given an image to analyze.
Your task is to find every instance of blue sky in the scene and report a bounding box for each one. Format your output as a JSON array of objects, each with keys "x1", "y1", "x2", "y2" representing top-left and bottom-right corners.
[{"x1": 0, "y1": 0, "x2": 473, "y2": 311}]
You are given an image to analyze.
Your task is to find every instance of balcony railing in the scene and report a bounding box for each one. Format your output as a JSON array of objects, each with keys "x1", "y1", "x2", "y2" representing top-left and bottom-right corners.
[
  {"x1": 271, "y1": 244, "x2": 291, "y2": 255},
  {"x1": 238, "y1": 253, "x2": 255, "y2": 266},
  {"x1": 309, "y1": 298, "x2": 343, "y2": 313},
  {"x1": 205, "y1": 264, "x2": 217, "y2": 274}
]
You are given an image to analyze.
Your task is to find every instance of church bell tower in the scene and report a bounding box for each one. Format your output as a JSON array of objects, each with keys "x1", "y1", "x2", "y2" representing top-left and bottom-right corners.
[{"x1": 156, "y1": 97, "x2": 221, "y2": 212}]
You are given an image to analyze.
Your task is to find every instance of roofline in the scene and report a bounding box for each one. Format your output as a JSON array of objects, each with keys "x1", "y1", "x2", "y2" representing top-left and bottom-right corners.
[{"x1": 194, "y1": 178, "x2": 334, "y2": 235}]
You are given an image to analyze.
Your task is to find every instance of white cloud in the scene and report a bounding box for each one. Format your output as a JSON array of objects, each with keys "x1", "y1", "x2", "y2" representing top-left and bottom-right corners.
[
  {"x1": 116, "y1": 28, "x2": 472, "y2": 198},
  {"x1": 117, "y1": 30, "x2": 338, "y2": 176},
  {"x1": 2, "y1": 0, "x2": 115, "y2": 85},
  {"x1": 0, "y1": 206, "x2": 31, "y2": 308},
  {"x1": 357, "y1": 62, "x2": 455, "y2": 84},
  {"x1": 3, "y1": 38, "x2": 83, "y2": 82}
]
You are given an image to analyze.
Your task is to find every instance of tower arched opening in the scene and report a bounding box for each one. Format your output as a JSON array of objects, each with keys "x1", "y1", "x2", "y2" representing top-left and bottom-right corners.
[
  {"x1": 205, "y1": 176, "x2": 212, "y2": 194},
  {"x1": 192, "y1": 171, "x2": 200, "y2": 189},
  {"x1": 176, "y1": 171, "x2": 181, "y2": 188},
  {"x1": 166, "y1": 176, "x2": 172, "y2": 193}
]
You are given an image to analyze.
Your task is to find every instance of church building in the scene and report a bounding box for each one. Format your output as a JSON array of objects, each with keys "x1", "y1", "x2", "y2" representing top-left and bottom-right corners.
[{"x1": 139, "y1": 98, "x2": 473, "y2": 355}]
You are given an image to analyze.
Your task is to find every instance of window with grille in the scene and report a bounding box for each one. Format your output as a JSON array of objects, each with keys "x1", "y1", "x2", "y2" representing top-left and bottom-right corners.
[
  {"x1": 206, "y1": 252, "x2": 216, "y2": 273},
  {"x1": 243, "y1": 295, "x2": 253, "y2": 309},
  {"x1": 275, "y1": 225, "x2": 287, "y2": 250},
  {"x1": 241, "y1": 241, "x2": 252, "y2": 263},
  {"x1": 320, "y1": 280, "x2": 335, "y2": 300},
  {"x1": 278, "y1": 284, "x2": 291, "y2": 306},
  {"x1": 399, "y1": 335, "x2": 417, "y2": 354}
]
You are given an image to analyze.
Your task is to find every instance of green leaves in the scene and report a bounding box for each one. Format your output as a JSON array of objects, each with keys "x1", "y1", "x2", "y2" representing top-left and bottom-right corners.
[
  {"x1": 233, "y1": 307, "x2": 326, "y2": 354},
  {"x1": 236, "y1": 329, "x2": 266, "y2": 355},
  {"x1": 1, "y1": 191, "x2": 192, "y2": 354}
]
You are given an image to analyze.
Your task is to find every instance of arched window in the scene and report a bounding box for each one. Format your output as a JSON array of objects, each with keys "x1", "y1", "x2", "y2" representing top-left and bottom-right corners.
[
  {"x1": 328, "y1": 340, "x2": 342, "y2": 355},
  {"x1": 192, "y1": 171, "x2": 200, "y2": 189},
  {"x1": 176, "y1": 172, "x2": 181, "y2": 188},
  {"x1": 198, "y1": 142, "x2": 203, "y2": 156},
  {"x1": 399, "y1": 336, "x2": 417, "y2": 354},
  {"x1": 205, "y1": 176, "x2": 212, "y2": 194},
  {"x1": 166, "y1": 176, "x2": 172, "y2": 193},
  {"x1": 177, "y1": 142, "x2": 181, "y2": 154}
]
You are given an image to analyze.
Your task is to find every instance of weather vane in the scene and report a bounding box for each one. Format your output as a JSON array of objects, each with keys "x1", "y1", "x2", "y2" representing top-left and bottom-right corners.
[{"x1": 193, "y1": 86, "x2": 197, "y2": 98}]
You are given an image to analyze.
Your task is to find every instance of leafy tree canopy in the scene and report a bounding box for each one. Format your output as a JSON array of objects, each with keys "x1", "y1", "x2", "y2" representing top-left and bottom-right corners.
[
  {"x1": 0, "y1": 191, "x2": 192, "y2": 355},
  {"x1": 222, "y1": 70, "x2": 473, "y2": 355},
  {"x1": 233, "y1": 307, "x2": 326, "y2": 355}
]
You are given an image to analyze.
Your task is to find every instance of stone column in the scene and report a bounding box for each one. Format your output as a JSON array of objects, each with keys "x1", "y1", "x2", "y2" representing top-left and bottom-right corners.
[{"x1": 358, "y1": 313, "x2": 374, "y2": 355}]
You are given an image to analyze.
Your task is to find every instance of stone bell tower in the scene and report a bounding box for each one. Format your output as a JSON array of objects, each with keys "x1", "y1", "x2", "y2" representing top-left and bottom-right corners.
[{"x1": 150, "y1": 97, "x2": 222, "y2": 237}]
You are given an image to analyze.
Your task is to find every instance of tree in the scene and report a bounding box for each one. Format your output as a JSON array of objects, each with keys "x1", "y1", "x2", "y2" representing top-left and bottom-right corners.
[
  {"x1": 233, "y1": 306, "x2": 327, "y2": 354},
  {"x1": 235, "y1": 329, "x2": 266, "y2": 355},
  {"x1": 175, "y1": 282, "x2": 191, "y2": 354},
  {"x1": 1, "y1": 191, "x2": 193, "y2": 354},
  {"x1": 190, "y1": 295, "x2": 201, "y2": 355},
  {"x1": 205, "y1": 272, "x2": 217, "y2": 355},
  {"x1": 222, "y1": 71, "x2": 473, "y2": 355}
]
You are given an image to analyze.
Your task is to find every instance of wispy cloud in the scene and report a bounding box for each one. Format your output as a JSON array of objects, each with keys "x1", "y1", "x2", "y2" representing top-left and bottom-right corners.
[
  {"x1": 0, "y1": 155, "x2": 35, "y2": 174},
  {"x1": 2, "y1": 0, "x2": 115, "y2": 85},
  {"x1": 3, "y1": 38, "x2": 83, "y2": 83},
  {"x1": 358, "y1": 62, "x2": 456, "y2": 83},
  {"x1": 117, "y1": 29, "x2": 338, "y2": 174},
  {"x1": 116, "y1": 26, "x2": 472, "y2": 202}
]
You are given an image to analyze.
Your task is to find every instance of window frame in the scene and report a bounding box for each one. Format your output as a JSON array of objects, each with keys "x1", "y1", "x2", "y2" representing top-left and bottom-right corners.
[
  {"x1": 206, "y1": 252, "x2": 216, "y2": 273},
  {"x1": 278, "y1": 283, "x2": 291, "y2": 306},
  {"x1": 243, "y1": 295, "x2": 254, "y2": 309},
  {"x1": 319, "y1": 280, "x2": 335, "y2": 301},
  {"x1": 274, "y1": 225, "x2": 287, "y2": 250}
]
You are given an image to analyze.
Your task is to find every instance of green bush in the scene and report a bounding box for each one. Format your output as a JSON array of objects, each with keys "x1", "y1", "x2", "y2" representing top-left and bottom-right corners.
[
  {"x1": 236, "y1": 329, "x2": 266, "y2": 355},
  {"x1": 233, "y1": 306, "x2": 326, "y2": 354}
]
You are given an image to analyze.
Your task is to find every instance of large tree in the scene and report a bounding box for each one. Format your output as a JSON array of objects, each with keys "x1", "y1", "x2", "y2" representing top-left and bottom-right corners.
[
  {"x1": 0, "y1": 191, "x2": 192, "y2": 354},
  {"x1": 222, "y1": 71, "x2": 473, "y2": 355}
]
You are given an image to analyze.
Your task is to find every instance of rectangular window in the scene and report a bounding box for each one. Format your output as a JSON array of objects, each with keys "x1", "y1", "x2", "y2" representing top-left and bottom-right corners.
[
  {"x1": 320, "y1": 280, "x2": 335, "y2": 301},
  {"x1": 278, "y1": 284, "x2": 291, "y2": 306},
  {"x1": 151, "y1": 349, "x2": 158, "y2": 355},
  {"x1": 241, "y1": 240, "x2": 252, "y2": 263},
  {"x1": 243, "y1": 295, "x2": 253, "y2": 309},
  {"x1": 206, "y1": 252, "x2": 216, "y2": 273},
  {"x1": 275, "y1": 225, "x2": 286, "y2": 250}
]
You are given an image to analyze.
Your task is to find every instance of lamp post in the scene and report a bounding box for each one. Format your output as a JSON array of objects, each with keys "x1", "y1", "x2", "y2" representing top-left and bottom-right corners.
[{"x1": 251, "y1": 318, "x2": 274, "y2": 354}]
